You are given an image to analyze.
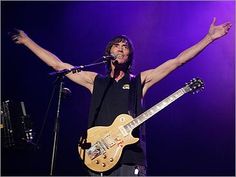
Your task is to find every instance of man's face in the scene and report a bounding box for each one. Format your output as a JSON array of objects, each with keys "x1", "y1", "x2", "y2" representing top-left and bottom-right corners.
[{"x1": 110, "y1": 41, "x2": 130, "y2": 64}]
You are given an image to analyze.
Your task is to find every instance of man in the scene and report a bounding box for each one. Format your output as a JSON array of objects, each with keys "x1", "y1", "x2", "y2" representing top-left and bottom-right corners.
[{"x1": 12, "y1": 17, "x2": 231, "y2": 176}]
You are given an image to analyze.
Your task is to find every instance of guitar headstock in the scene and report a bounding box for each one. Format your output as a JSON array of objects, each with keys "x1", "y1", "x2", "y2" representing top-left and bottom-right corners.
[{"x1": 184, "y1": 78, "x2": 204, "y2": 94}]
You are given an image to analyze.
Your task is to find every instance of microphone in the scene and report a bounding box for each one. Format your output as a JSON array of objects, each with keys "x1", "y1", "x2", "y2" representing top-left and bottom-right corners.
[{"x1": 102, "y1": 54, "x2": 116, "y2": 61}]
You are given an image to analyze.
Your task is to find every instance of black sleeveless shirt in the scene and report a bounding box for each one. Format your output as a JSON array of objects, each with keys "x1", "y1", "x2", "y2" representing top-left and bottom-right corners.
[{"x1": 88, "y1": 73, "x2": 147, "y2": 166}]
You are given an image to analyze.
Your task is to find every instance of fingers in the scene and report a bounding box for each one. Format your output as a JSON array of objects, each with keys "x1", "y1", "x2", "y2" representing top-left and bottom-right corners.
[
  {"x1": 223, "y1": 22, "x2": 232, "y2": 28},
  {"x1": 12, "y1": 36, "x2": 18, "y2": 42},
  {"x1": 223, "y1": 22, "x2": 232, "y2": 34},
  {"x1": 11, "y1": 34, "x2": 20, "y2": 43},
  {"x1": 11, "y1": 34, "x2": 18, "y2": 39},
  {"x1": 8, "y1": 28, "x2": 26, "y2": 44},
  {"x1": 211, "y1": 17, "x2": 217, "y2": 26},
  {"x1": 10, "y1": 28, "x2": 24, "y2": 36},
  {"x1": 8, "y1": 28, "x2": 21, "y2": 37}
]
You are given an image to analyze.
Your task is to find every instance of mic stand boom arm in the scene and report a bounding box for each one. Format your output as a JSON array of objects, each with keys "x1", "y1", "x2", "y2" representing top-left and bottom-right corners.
[{"x1": 49, "y1": 60, "x2": 108, "y2": 76}]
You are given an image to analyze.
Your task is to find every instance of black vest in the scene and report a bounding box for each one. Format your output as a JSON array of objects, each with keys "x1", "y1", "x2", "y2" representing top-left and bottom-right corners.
[{"x1": 88, "y1": 73, "x2": 146, "y2": 166}]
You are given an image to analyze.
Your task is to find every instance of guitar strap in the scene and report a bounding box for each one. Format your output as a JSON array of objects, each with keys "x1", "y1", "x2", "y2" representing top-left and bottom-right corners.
[
  {"x1": 128, "y1": 75, "x2": 137, "y2": 118},
  {"x1": 129, "y1": 74, "x2": 147, "y2": 163}
]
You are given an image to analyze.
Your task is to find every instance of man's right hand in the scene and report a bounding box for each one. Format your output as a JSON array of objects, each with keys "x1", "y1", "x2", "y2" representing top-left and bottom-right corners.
[{"x1": 11, "y1": 29, "x2": 30, "y2": 45}]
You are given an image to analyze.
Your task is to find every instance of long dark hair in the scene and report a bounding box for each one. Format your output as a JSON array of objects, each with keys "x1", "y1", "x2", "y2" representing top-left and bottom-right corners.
[{"x1": 104, "y1": 35, "x2": 134, "y2": 74}]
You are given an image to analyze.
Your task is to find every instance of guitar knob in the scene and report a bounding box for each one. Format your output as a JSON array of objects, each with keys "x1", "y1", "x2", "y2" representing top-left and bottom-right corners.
[
  {"x1": 95, "y1": 160, "x2": 99, "y2": 164},
  {"x1": 109, "y1": 158, "x2": 113, "y2": 162},
  {"x1": 103, "y1": 154, "x2": 107, "y2": 159},
  {"x1": 102, "y1": 163, "x2": 106, "y2": 167}
]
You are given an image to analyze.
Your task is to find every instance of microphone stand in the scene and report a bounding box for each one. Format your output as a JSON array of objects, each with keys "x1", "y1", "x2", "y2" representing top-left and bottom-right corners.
[
  {"x1": 48, "y1": 59, "x2": 108, "y2": 176},
  {"x1": 49, "y1": 75, "x2": 64, "y2": 176}
]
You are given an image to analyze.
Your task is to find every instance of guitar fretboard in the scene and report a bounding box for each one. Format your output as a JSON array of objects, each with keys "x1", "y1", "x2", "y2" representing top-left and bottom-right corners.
[{"x1": 124, "y1": 87, "x2": 187, "y2": 132}]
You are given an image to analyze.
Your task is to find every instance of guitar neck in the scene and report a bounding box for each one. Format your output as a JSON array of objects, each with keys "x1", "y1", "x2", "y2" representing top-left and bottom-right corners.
[{"x1": 124, "y1": 87, "x2": 187, "y2": 131}]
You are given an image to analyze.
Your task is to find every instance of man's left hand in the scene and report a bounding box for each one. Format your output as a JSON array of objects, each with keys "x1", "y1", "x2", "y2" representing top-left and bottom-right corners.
[{"x1": 208, "y1": 17, "x2": 232, "y2": 40}]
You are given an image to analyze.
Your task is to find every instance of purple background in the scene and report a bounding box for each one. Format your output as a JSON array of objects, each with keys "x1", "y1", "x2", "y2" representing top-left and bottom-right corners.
[{"x1": 2, "y1": 1, "x2": 235, "y2": 176}]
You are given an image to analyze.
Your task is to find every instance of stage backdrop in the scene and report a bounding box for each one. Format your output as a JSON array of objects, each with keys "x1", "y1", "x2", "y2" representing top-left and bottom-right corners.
[{"x1": 2, "y1": 1, "x2": 235, "y2": 176}]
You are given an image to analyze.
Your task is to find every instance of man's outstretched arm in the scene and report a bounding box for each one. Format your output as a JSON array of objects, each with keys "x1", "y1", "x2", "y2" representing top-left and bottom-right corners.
[
  {"x1": 141, "y1": 17, "x2": 231, "y2": 96},
  {"x1": 12, "y1": 30, "x2": 97, "y2": 93}
]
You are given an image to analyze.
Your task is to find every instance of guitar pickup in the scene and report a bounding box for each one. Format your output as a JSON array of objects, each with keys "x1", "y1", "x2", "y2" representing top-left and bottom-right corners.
[
  {"x1": 102, "y1": 134, "x2": 116, "y2": 148},
  {"x1": 119, "y1": 126, "x2": 128, "y2": 137}
]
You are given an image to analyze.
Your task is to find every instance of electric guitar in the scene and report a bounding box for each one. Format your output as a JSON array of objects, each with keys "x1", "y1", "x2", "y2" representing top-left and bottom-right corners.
[{"x1": 78, "y1": 78, "x2": 204, "y2": 172}]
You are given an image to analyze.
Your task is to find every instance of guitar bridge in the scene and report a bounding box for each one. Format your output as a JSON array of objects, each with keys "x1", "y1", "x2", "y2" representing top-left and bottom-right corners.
[{"x1": 86, "y1": 141, "x2": 106, "y2": 160}]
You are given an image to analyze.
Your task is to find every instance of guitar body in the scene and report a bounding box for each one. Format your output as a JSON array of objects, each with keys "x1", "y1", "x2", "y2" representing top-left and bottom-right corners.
[{"x1": 78, "y1": 114, "x2": 139, "y2": 172}]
